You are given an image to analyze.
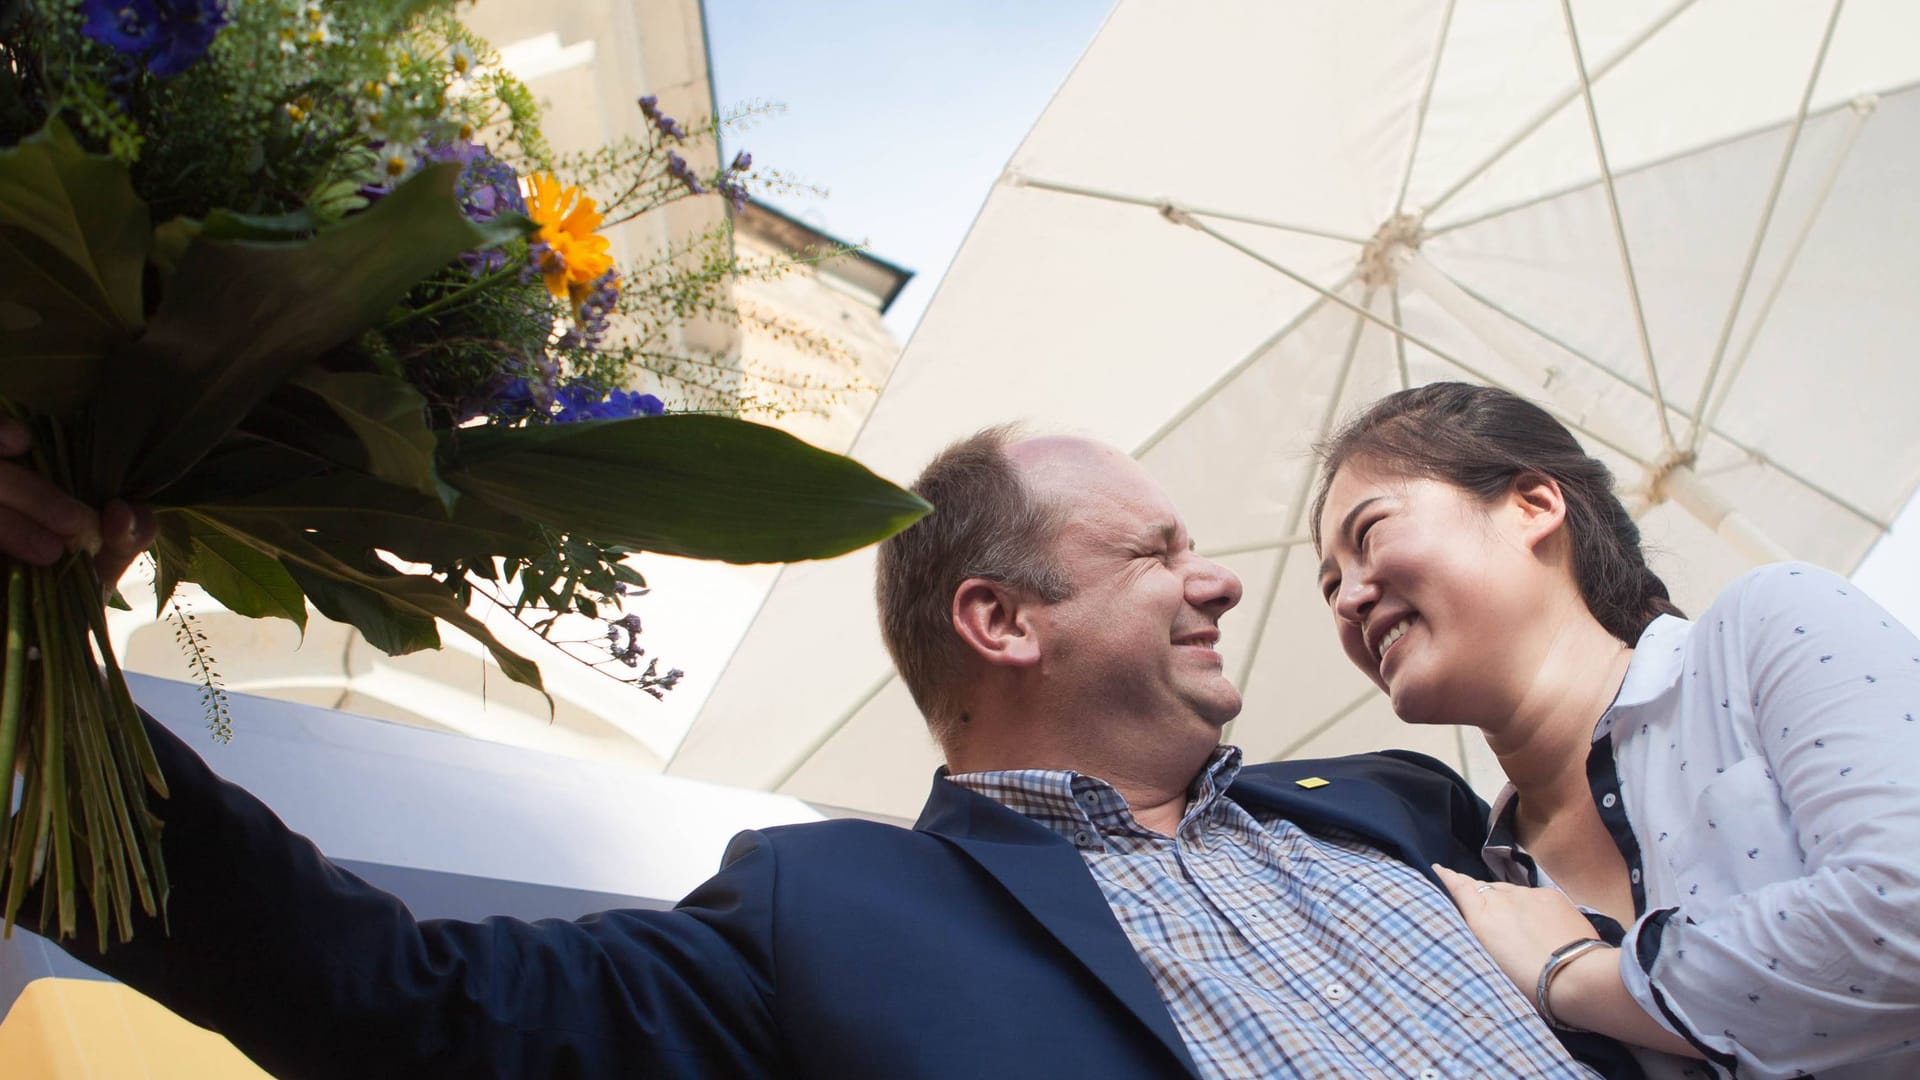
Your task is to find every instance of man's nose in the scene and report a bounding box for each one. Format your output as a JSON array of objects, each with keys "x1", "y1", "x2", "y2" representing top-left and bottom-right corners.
[{"x1": 1188, "y1": 554, "x2": 1242, "y2": 614}]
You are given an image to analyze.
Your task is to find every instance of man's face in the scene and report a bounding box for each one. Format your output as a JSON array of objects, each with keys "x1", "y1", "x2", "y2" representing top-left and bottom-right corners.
[{"x1": 1012, "y1": 439, "x2": 1245, "y2": 736}]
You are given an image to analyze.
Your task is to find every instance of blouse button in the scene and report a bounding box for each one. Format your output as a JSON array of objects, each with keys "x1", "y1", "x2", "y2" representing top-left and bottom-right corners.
[{"x1": 1602, "y1": 793, "x2": 1618, "y2": 809}]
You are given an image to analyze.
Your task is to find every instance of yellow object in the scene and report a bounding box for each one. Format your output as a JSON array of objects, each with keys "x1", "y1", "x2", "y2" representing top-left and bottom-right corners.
[
  {"x1": 0, "y1": 977, "x2": 271, "y2": 1078},
  {"x1": 1294, "y1": 777, "x2": 1330, "y2": 789},
  {"x1": 525, "y1": 173, "x2": 616, "y2": 302}
]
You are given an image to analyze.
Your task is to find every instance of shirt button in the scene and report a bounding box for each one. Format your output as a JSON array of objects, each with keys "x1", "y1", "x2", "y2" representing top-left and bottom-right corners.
[
  {"x1": 1602, "y1": 793, "x2": 1618, "y2": 809},
  {"x1": 1073, "y1": 831, "x2": 1092, "y2": 846},
  {"x1": 1418, "y1": 1070, "x2": 1442, "y2": 1080},
  {"x1": 1322, "y1": 982, "x2": 1349, "y2": 1002},
  {"x1": 1631, "y1": 868, "x2": 1642, "y2": 885}
]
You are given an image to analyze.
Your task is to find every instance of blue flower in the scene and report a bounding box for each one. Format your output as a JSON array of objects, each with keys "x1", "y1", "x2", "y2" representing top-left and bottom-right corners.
[
  {"x1": 80, "y1": 0, "x2": 230, "y2": 78},
  {"x1": 550, "y1": 380, "x2": 665, "y2": 423}
]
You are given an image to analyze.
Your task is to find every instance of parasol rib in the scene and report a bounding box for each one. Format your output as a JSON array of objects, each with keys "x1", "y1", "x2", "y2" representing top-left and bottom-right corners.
[
  {"x1": 1560, "y1": 0, "x2": 1677, "y2": 457},
  {"x1": 1393, "y1": 0, "x2": 1460, "y2": 218},
  {"x1": 1202, "y1": 534, "x2": 1314, "y2": 561},
  {"x1": 1422, "y1": 0, "x2": 1700, "y2": 221},
  {"x1": 1426, "y1": 263, "x2": 1891, "y2": 533},
  {"x1": 1175, "y1": 213, "x2": 1648, "y2": 466},
  {"x1": 1135, "y1": 280, "x2": 1354, "y2": 457},
  {"x1": 1389, "y1": 285, "x2": 1411, "y2": 390},
  {"x1": 1007, "y1": 175, "x2": 1371, "y2": 246},
  {"x1": 1221, "y1": 287, "x2": 1376, "y2": 745},
  {"x1": 1268, "y1": 686, "x2": 1381, "y2": 763},
  {"x1": 1702, "y1": 96, "x2": 1875, "y2": 441},
  {"x1": 1686, "y1": 0, "x2": 1847, "y2": 457},
  {"x1": 766, "y1": 668, "x2": 897, "y2": 791}
]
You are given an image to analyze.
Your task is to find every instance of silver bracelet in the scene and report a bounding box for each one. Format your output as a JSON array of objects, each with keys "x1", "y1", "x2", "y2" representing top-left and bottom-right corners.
[{"x1": 1534, "y1": 937, "x2": 1611, "y2": 1032}]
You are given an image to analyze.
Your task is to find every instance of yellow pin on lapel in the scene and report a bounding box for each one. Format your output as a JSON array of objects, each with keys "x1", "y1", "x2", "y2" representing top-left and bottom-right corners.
[{"x1": 1295, "y1": 777, "x2": 1330, "y2": 790}]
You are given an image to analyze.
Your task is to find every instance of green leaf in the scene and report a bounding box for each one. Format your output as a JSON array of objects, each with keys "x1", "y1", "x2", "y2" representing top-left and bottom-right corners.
[
  {"x1": 441, "y1": 415, "x2": 931, "y2": 564},
  {"x1": 291, "y1": 371, "x2": 451, "y2": 507},
  {"x1": 199, "y1": 207, "x2": 322, "y2": 242},
  {"x1": 194, "y1": 470, "x2": 543, "y2": 565},
  {"x1": 82, "y1": 162, "x2": 529, "y2": 501},
  {"x1": 0, "y1": 120, "x2": 149, "y2": 410},
  {"x1": 188, "y1": 510, "x2": 546, "y2": 696},
  {"x1": 282, "y1": 562, "x2": 439, "y2": 658},
  {"x1": 182, "y1": 528, "x2": 308, "y2": 632}
]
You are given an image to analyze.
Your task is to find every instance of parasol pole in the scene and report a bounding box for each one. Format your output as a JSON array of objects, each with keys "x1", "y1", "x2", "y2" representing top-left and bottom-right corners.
[{"x1": 1655, "y1": 465, "x2": 1794, "y2": 565}]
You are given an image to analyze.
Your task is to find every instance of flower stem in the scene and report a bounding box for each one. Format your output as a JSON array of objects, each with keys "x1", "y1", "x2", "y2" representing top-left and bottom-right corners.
[
  {"x1": 0, "y1": 562, "x2": 27, "y2": 872},
  {"x1": 383, "y1": 265, "x2": 523, "y2": 331}
]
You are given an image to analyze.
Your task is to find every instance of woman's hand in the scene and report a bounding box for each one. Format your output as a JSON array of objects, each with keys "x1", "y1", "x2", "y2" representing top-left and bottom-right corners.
[
  {"x1": 0, "y1": 418, "x2": 155, "y2": 586},
  {"x1": 1432, "y1": 864, "x2": 1701, "y2": 1056},
  {"x1": 1431, "y1": 864, "x2": 1598, "y2": 994}
]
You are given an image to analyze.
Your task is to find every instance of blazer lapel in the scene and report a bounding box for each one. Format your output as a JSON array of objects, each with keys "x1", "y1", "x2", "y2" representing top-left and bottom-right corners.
[{"x1": 915, "y1": 775, "x2": 1201, "y2": 1079}]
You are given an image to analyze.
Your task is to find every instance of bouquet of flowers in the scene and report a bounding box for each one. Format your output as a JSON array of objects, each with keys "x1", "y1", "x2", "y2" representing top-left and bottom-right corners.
[{"x1": 0, "y1": 0, "x2": 929, "y2": 946}]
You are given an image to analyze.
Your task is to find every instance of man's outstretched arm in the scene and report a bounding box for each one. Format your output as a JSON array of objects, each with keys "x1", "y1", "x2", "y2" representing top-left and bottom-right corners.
[{"x1": 35, "y1": 712, "x2": 786, "y2": 1080}]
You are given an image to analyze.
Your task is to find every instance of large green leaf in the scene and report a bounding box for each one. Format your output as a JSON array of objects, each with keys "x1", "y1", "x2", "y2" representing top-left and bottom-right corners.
[
  {"x1": 84, "y1": 163, "x2": 531, "y2": 502},
  {"x1": 292, "y1": 371, "x2": 451, "y2": 507},
  {"x1": 194, "y1": 470, "x2": 543, "y2": 565},
  {"x1": 188, "y1": 510, "x2": 545, "y2": 695},
  {"x1": 0, "y1": 121, "x2": 148, "y2": 409},
  {"x1": 440, "y1": 415, "x2": 931, "y2": 564},
  {"x1": 181, "y1": 527, "x2": 308, "y2": 632}
]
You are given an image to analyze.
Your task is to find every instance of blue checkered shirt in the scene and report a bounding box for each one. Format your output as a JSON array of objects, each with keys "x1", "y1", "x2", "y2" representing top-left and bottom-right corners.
[{"x1": 948, "y1": 747, "x2": 1597, "y2": 1079}]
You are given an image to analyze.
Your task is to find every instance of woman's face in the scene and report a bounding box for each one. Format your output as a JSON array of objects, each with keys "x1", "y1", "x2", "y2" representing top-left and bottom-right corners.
[{"x1": 1315, "y1": 461, "x2": 1557, "y2": 725}]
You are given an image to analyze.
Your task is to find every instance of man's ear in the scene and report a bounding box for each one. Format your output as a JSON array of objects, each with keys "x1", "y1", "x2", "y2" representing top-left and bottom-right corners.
[
  {"x1": 1509, "y1": 471, "x2": 1568, "y2": 552},
  {"x1": 952, "y1": 578, "x2": 1042, "y2": 668}
]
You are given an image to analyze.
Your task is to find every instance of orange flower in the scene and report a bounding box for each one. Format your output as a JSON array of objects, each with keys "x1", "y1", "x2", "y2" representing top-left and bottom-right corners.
[{"x1": 525, "y1": 173, "x2": 614, "y2": 302}]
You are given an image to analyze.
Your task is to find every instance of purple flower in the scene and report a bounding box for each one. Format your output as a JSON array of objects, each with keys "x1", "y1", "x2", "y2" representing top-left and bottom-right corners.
[
  {"x1": 665, "y1": 151, "x2": 703, "y2": 195},
  {"x1": 637, "y1": 94, "x2": 686, "y2": 141},
  {"x1": 80, "y1": 0, "x2": 230, "y2": 78},
  {"x1": 422, "y1": 141, "x2": 526, "y2": 272},
  {"x1": 730, "y1": 151, "x2": 752, "y2": 172},
  {"x1": 717, "y1": 174, "x2": 749, "y2": 213},
  {"x1": 557, "y1": 270, "x2": 621, "y2": 350}
]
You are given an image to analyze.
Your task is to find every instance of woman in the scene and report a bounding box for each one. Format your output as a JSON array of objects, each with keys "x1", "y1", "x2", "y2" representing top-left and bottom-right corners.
[{"x1": 1312, "y1": 382, "x2": 1920, "y2": 1080}]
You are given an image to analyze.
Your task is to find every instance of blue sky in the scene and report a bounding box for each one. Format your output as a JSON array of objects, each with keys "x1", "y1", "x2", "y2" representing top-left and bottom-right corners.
[
  {"x1": 704, "y1": 0, "x2": 1113, "y2": 339},
  {"x1": 700, "y1": 1, "x2": 1920, "y2": 631}
]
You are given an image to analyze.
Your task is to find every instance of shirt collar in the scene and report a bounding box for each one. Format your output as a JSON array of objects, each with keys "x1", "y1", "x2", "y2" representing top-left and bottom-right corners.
[
  {"x1": 947, "y1": 745, "x2": 1243, "y2": 850},
  {"x1": 1589, "y1": 612, "x2": 1691, "y2": 743}
]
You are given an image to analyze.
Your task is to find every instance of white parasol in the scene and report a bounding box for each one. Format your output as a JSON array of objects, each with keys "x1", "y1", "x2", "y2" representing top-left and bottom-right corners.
[{"x1": 668, "y1": 0, "x2": 1920, "y2": 814}]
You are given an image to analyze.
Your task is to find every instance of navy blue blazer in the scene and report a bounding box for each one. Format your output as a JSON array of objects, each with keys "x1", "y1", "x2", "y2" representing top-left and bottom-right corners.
[{"x1": 46, "y1": 717, "x2": 1635, "y2": 1079}]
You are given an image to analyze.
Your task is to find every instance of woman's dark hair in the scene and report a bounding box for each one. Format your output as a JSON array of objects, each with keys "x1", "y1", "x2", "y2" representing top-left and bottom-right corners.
[{"x1": 1310, "y1": 382, "x2": 1683, "y2": 644}]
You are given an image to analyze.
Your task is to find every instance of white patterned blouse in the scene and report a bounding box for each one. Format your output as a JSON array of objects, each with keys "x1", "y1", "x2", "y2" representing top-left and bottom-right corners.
[{"x1": 1483, "y1": 562, "x2": 1920, "y2": 1080}]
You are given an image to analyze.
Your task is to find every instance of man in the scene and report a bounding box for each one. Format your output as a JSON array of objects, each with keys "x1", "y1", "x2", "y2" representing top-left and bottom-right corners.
[{"x1": 3, "y1": 420, "x2": 1617, "y2": 1078}]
